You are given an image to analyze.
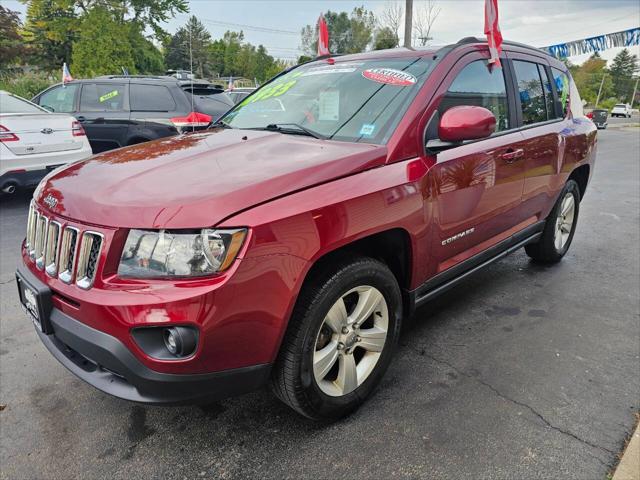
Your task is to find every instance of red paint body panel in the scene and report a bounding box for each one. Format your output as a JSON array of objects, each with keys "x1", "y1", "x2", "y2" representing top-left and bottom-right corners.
[
  {"x1": 35, "y1": 129, "x2": 386, "y2": 228},
  {"x1": 21, "y1": 42, "x2": 597, "y2": 385}
]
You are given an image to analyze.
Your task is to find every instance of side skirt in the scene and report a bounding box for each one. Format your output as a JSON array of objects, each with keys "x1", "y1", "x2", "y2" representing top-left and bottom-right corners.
[{"x1": 409, "y1": 221, "x2": 545, "y2": 309}]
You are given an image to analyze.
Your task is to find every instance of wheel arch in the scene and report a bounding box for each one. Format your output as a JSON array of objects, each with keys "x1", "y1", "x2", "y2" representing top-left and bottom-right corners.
[
  {"x1": 296, "y1": 227, "x2": 414, "y2": 319},
  {"x1": 568, "y1": 164, "x2": 590, "y2": 200}
]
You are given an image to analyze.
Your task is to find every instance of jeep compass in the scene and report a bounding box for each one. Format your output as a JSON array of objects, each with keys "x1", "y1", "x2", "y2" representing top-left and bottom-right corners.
[{"x1": 17, "y1": 38, "x2": 596, "y2": 420}]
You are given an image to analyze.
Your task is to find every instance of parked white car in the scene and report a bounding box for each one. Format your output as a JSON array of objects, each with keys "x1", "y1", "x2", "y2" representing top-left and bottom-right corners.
[
  {"x1": 0, "y1": 90, "x2": 92, "y2": 194},
  {"x1": 611, "y1": 103, "x2": 632, "y2": 118}
]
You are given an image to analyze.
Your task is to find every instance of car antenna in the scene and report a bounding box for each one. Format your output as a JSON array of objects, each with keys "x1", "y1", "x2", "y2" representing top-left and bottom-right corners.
[{"x1": 189, "y1": 21, "x2": 195, "y2": 133}]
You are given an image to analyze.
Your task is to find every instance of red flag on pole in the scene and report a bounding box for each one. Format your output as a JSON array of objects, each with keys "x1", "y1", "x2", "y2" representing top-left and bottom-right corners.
[
  {"x1": 484, "y1": 0, "x2": 503, "y2": 67},
  {"x1": 317, "y1": 13, "x2": 330, "y2": 56}
]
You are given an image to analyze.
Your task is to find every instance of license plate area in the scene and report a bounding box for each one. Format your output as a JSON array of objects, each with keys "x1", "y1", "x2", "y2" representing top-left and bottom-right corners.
[{"x1": 16, "y1": 271, "x2": 53, "y2": 334}]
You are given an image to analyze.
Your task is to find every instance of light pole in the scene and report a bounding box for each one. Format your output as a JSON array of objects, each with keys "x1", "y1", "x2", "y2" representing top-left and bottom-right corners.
[{"x1": 404, "y1": 0, "x2": 413, "y2": 48}]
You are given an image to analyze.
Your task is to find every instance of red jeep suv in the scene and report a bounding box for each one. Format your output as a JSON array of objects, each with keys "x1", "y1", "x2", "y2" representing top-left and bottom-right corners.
[{"x1": 16, "y1": 38, "x2": 596, "y2": 420}]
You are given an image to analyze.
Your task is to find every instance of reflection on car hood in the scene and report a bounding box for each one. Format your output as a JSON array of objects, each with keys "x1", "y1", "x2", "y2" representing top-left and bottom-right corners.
[{"x1": 35, "y1": 128, "x2": 387, "y2": 228}]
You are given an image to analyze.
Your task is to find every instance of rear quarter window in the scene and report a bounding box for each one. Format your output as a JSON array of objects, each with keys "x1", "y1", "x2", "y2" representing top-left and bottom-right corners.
[{"x1": 130, "y1": 84, "x2": 176, "y2": 111}]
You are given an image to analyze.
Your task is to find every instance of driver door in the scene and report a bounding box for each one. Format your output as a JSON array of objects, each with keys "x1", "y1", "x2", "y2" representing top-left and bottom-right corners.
[{"x1": 424, "y1": 53, "x2": 529, "y2": 276}]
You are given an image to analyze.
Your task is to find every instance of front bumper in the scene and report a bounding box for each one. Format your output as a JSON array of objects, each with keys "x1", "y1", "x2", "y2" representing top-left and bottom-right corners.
[{"x1": 16, "y1": 264, "x2": 271, "y2": 405}]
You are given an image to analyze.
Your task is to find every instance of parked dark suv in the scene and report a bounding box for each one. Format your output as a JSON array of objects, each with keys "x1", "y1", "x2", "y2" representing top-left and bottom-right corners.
[{"x1": 32, "y1": 76, "x2": 235, "y2": 153}]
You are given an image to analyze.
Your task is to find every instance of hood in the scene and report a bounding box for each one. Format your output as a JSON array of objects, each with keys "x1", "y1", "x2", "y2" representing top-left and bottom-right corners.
[{"x1": 35, "y1": 128, "x2": 387, "y2": 228}]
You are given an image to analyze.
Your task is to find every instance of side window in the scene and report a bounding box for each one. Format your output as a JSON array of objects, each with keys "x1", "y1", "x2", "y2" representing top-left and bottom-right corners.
[
  {"x1": 130, "y1": 84, "x2": 176, "y2": 111},
  {"x1": 538, "y1": 65, "x2": 557, "y2": 119},
  {"x1": 38, "y1": 85, "x2": 78, "y2": 113},
  {"x1": 439, "y1": 60, "x2": 510, "y2": 132},
  {"x1": 80, "y1": 83, "x2": 126, "y2": 112},
  {"x1": 551, "y1": 67, "x2": 570, "y2": 118},
  {"x1": 513, "y1": 60, "x2": 549, "y2": 125}
]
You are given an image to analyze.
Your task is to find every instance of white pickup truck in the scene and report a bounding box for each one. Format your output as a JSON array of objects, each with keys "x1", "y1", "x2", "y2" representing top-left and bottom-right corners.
[{"x1": 611, "y1": 103, "x2": 632, "y2": 118}]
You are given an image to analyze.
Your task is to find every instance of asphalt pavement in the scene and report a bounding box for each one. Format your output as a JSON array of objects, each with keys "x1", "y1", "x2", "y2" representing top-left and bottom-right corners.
[{"x1": 1, "y1": 127, "x2": 639, "y2": 480}]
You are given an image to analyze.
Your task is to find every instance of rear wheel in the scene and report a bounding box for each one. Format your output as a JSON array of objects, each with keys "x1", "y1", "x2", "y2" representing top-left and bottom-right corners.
[
  {"x1": 525, "y1": 180, "x2": 580, "y2": 263},
  {"x1": 271, "y1": 256, "x2": 402, "y2": 421}
]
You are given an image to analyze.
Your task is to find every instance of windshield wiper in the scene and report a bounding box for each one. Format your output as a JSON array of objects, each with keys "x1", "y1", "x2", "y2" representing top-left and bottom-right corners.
[
  {"x1": 210, "y1": 119, "x2": 233, "y2": 129},
  {"x1": 263, "y1": 123, "x2": 327, "y2": 140}
]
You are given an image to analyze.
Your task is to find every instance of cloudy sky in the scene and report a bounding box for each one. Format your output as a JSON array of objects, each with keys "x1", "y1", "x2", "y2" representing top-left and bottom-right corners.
[{"x1": 7, "y1": 0, "x2": 640, "y2": 64}]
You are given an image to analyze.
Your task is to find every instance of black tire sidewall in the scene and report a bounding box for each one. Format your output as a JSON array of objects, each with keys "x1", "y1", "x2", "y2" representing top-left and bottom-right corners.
[
  {"x1": 297, "y1": 261, "x2": 402, "y2": 419},
  {"x1": 545, "y1": 180, "x2": 581, "y2": 258}
]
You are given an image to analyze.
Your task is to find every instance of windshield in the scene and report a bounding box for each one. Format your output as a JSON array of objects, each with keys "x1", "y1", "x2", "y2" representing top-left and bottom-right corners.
[
  {"x1": 0, "y1": 93, "x2": 47, "y2": 114},
  {"x1": 222, "y1": 57, "x2": 434, "y2": 144},
  {"x1": 614, "y1": 104, "x2": 626, "y2": 108}
]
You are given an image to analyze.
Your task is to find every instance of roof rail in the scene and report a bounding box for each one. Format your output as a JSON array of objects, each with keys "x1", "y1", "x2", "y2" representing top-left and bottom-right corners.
[
  {"x1": 95, "y1": 75, "x2": 174, "y2": 80},
  {"x1": 452, "y1": 37, "x2": 551, "y2": 56}
]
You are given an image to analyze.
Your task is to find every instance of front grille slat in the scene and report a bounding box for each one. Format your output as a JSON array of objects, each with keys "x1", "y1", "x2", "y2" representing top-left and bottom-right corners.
[
  {"x1": 34, "y1": 215, "x2": 48, "y2": 269},
  {"x1": 26, "y1": 202, "x2": 36, "y2": 252},
  {"x1": 76, "y1": 232, "x2": 103, "y2": 290},
  {"x1": 58, "y1": 227, "x2": 79, "y2": 284},
  {"x1": 26, "y1": 204, "x2": 104, "y2": 290},
  {"x1": 45, "y1": 221, "x2": 61, "y2": 277}
]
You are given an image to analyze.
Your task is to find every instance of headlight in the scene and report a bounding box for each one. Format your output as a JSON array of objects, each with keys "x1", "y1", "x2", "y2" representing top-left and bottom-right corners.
[{"x1": 117, "y1": 228, "x2": 247, "y2": 278}]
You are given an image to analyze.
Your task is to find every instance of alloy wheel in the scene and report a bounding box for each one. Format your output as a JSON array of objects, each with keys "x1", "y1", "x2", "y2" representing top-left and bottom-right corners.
[
  {"x1": 554, "y1": 192, "x2": 575, "y2": 251},
  {"x1": 313, "y1": 285, "x2": 389, "y2": 397}
]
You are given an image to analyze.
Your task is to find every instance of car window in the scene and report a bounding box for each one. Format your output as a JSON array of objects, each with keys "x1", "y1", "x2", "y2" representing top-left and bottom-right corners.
[
  {"x1": 551, "y1": 67, "x2": 570, "y2": 117},
  {"x1": 80, "y1": 83, "x2": 126, "y2": 112},
  {"x1": 538, "y1": 65, "x2": 557, "y2": 119},
  {"x1": 439, "y1": 60, "x2": 510, "y2": 132},
  {"x1": 38, "y1": 85, "x2": 78, "y2": 113},
  {"x1": 513, "y1": 60, "x2": 549, "y2": 125},
  {"x1": 130, "y1": 84, "x2": 176, "y2": 111},
  {"x1": 0, "y1": 94, "x2": 47, "y2": 114},
  {"x1": 223, "y1": 57, "x2": 435, "y2": 144}
]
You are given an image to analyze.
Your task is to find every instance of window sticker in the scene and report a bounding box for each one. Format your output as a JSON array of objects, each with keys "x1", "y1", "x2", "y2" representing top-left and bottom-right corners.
[
  {"x1": 99, "y1": 90, "x2": 119, "y2": 103},
  {"x1": 359, "y1": 124, "x2": 376, "y2": 136},
  {"x1": 318, "y1": 90, "x2": 340, "y2": 121},
  {"x1": 362, "y1": 68, "x2": 417, "y2": 86}
]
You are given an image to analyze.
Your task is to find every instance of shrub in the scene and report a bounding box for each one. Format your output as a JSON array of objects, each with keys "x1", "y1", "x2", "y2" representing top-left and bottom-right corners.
[{"x1": 0, "y1": 70, "x2": 56, "y2": 100}]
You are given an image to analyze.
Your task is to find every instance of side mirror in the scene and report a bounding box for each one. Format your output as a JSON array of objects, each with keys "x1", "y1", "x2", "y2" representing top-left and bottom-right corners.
[{"x1": 438, "y1": 106, "x2": 496, "y2": 143}]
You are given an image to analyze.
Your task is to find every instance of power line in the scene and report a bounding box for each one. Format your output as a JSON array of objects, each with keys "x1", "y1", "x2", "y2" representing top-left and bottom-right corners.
[{"x1": 197, "y1": 17, "x2": 299, "y2": 36}]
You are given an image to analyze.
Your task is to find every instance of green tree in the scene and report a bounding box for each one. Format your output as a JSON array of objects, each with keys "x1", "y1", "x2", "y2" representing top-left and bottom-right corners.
[
  {"x1": 301, "y1": 7, "x2": 376, "y2": 56},
  {"x1": 164, "y1": 16, "x2": 212, "y2": 77},
  {"x1": 0, "y1": 6, "x2": 25, "y2": 68},
  {"x1": 130, "y1": 25, "x2": 165, "y2": 74},
  {"x1": 21, "y1": 0, "x2": 77, "y2": 70},
  {"x1": 71, "y1": 7, "x2": 135, "y2": 77},
  {"x1": 374, "y1": 27, "x2": 398, "y2": 50},
  {"x1": 608, "y1": 48, "x2": 639, "y2": 102},
  {"x1": 571, "y1": 56, "x2": 614, "y2": 106}
]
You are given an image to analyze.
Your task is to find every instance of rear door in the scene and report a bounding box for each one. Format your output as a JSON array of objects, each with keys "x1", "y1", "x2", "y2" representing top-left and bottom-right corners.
[
  {"x1": 129, "y1": 83, "x2": 180, "y2": 142},
  {"x1": 424, "y1": 53, "x2": 529, "y2": 275},
  {"x1": 78, "y1": 82, "x2": 130, "y2": 152},
  {"x1": 507, "y1": 53, "x2": 565, "y2": 220}
]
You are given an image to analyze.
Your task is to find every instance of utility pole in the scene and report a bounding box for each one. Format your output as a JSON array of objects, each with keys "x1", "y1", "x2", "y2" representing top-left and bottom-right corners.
[
  {"x1": 631, "y1": 77, "x2": 639, "y2": 109},
  {"x1": 404, "y1": 0, "x2": 413, "y2": 48},
  {"x1": 595, "y1": 73, "x2": 606, "y2": 108}
]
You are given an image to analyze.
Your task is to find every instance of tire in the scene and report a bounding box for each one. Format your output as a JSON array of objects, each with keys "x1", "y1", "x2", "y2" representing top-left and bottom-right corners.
[
  {"x1": 525, "y1": 179, "x2": 581, "y2": 264},
  {"x1": 271, "y1": 256, "x2": 402, "y2": 421}
]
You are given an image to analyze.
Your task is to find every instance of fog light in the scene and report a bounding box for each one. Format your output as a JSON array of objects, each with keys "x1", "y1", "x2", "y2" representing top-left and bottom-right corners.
[
  {"x1": 162, "y1": 327, "x2": 197, "y2": 357},
  {"x1": 164, "y1": 328, "x2": 179, "y2": 355}
]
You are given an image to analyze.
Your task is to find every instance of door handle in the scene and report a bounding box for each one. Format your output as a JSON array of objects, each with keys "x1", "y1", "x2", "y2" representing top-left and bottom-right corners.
[{"x1": 501, "y1": 148, "x2": 524, "y2": 163}]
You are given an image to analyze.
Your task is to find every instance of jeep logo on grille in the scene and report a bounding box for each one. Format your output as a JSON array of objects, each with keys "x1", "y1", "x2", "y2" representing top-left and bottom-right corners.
[{"x1": 43, "y1": 194, "x2": 58, "y2": 209}]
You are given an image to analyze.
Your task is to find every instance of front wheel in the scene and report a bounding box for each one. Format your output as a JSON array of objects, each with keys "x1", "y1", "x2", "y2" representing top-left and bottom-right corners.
[
  {"x1": 525, "y1": 180, "x2": 580, "y2": 263},
  {"x1": 271, "y1": 256, "x2": 402, "y2": 420}
]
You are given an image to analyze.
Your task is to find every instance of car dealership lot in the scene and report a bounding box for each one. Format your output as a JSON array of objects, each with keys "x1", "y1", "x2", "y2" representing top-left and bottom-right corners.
[{"x1": 1, "y1": 128, "x2": 638, "y2": 479}]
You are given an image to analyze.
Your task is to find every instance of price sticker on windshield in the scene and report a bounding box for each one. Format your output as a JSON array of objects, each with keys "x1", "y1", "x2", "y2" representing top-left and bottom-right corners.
[{"x1": 362, "y1": 68, "x2": 417, "y2": 86}]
